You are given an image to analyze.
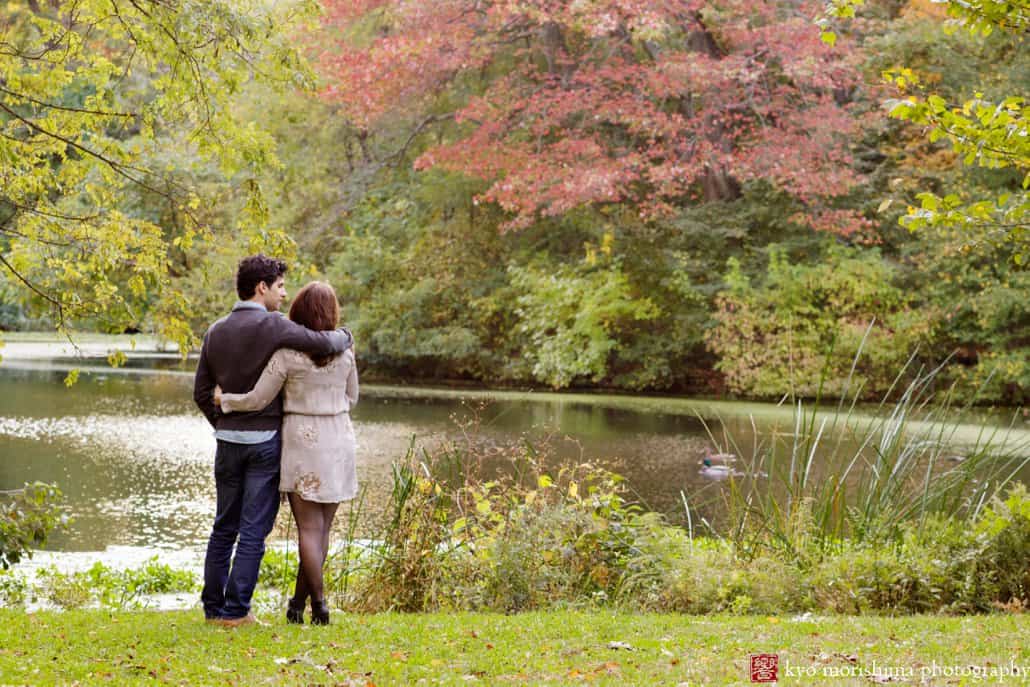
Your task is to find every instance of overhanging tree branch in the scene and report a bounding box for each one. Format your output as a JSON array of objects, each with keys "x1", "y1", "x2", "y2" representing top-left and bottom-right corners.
[
  {"x1": 0, "y1": 251, "x2": 64, "y2": 316},
  {"x1": 0, "y1": 84, "x2": 138, "y2": 118}
]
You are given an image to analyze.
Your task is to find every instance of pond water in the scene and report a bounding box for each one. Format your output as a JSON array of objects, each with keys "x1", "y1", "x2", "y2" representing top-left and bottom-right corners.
[{"x1": 2, "y1": 353, "x2": 1028, "y2": 565}]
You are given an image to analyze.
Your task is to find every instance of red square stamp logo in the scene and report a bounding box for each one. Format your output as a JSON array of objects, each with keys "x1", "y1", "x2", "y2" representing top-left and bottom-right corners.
[{"x1": 750, "y1": 653, "x2": 779, "y2": 683}]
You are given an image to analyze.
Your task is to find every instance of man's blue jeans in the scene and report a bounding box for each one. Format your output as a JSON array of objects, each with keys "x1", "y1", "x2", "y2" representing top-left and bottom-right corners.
[{"x1": 201, "y1": 436, "x2": 281, "y2": 619}]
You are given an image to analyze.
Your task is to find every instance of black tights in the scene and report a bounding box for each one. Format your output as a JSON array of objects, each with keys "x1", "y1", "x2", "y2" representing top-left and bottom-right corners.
[{"x1": 288, "y1": 493, "x2": 338, "y2": 605}]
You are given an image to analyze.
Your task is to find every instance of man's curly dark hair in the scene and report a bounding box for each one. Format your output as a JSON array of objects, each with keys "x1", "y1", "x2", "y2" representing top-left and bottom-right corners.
[{"x1": 236, "y1": 254, "x2": 287, "y2": 300}]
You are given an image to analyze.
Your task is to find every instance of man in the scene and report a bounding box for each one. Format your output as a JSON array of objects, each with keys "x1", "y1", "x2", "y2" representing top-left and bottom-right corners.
[{"x1": 193, "y1": 255, "x2": 352, "y2": 626}]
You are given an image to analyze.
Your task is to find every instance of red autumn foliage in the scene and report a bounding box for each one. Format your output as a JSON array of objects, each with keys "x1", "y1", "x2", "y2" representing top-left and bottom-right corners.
[{"x1": 319, "y1": 0, "x2": 872, "y2": 235}]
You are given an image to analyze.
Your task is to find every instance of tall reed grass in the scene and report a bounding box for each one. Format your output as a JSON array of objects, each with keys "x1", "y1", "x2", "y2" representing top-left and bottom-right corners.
[{"x1": 695, "y1": 349, "x2": 1029, "y2": 562}]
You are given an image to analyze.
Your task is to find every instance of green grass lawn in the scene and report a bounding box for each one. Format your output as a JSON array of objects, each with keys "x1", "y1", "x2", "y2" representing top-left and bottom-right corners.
[{"x1": 0, "y1": 611, "x2": 1026, "y2": 685}]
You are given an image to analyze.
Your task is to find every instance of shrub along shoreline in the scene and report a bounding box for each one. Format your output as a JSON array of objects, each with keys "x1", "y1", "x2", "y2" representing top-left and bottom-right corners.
[{"x1": 9, "y1": 474, "x2": 1027, "y2": 617}]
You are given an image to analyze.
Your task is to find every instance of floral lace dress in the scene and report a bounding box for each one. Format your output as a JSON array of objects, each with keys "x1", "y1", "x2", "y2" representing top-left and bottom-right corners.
[{"x1": 220, "y1": 348, "x2": 359, "y2": 503}]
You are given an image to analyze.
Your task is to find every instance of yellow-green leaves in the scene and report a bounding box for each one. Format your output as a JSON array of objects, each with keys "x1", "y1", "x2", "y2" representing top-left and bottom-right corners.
[
  {"x1": 509, "y1": 261, "x2": 661, "y2": 388},
  {"x1": 870, "y1": 7, "x2": 1029, "y2": 261},
  {"x1": 1, "y1": 0, "x2": 319, "y2": 352},
  {"x1": 886, "y1": 89, "x2": 1028, "y2": 258}
]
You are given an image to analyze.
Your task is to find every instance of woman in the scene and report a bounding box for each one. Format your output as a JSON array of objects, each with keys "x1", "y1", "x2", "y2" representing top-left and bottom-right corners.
[{"x1": 214, "y1": 281, "x2": 358, "y2": 625}]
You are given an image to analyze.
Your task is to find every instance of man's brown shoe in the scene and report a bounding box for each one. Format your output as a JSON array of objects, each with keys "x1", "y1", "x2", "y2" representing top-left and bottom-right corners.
[{"x1": 211, "y1": 613, "x2": 264, "y2": 628}]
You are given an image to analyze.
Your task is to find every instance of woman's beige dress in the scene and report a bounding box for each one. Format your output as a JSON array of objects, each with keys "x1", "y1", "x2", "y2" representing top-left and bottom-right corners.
[{"x1": 220, "y1": 348, "x2": 359, "y2": 503}]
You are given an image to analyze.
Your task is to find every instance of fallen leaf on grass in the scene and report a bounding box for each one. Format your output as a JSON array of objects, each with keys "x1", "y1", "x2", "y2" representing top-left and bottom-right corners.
[
  {"x1": 335, "y1": 672, "x2": 377, "y2": 686},
  {"x1": 566, "y1": 662, "x2": 622, "y2": 680}
]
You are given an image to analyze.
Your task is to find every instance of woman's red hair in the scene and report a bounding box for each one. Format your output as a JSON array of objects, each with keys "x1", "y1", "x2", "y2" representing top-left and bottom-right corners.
[{"x1": 289, "y1": 281, "x2": 341, "y2": 366}]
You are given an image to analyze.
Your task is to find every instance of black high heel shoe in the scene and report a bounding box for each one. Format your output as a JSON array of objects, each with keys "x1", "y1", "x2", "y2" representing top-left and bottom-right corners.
[
  {"x1": 286, "y1": 597, "x2": 306, "y2": 624},
  {"x1": 310, "y1": 598, "x2": 330, "y2": 626}
]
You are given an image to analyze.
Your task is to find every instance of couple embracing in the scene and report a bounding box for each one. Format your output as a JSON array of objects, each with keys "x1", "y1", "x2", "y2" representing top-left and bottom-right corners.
[{"x1": 192, "y1": 255, "x2": 359, "y2": 627}]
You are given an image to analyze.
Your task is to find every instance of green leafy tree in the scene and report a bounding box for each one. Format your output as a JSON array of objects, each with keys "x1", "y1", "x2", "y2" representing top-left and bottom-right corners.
[
  {"x1": 850, "y1": 2, "x2": 1029, "y2": 401},
  {"x1": 706, "y1": 245, "x2": 930, "y2": 398},
  {"x1": 0, "y1": 0, "x2": 317, "y2": 347},
  {"x1": 325, "y1": 168, "x2": 525, "y2": 382},
  {"x1": 821, "y1": 0, "x2": 1029, "y2": 261},
  {"x1": 907, "y1": 224, "x2": 1030, "y2": 403},
  {"x1": 510, "y1": 255, "x2": 660, "y2": 389}
]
